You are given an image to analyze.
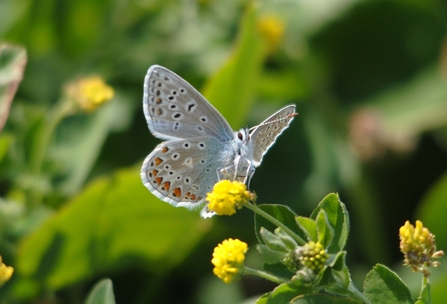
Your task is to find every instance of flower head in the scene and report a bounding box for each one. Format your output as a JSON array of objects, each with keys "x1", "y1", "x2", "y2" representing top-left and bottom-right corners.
[
  {"x1": 258, "y1": 15, "x2": 285, "y2": 54},
  {"x1": 65, "y1": 76, "x2": 114, "y2": 112},
  {"x1": 212, "y1": 238, "x2": 248, "y2": 283},
  {"x1": 295, "y1": 241, "x2": 328, "y2": 273},
  {"x1": 206, "y1": 180, "x2": 252, "y2": 216},
  {"x1": 0, "y1": 256, "x2": 14, "y2": 286},
  {"x1": 399, "y1": 220, "x2": 444, "y2": 277}
]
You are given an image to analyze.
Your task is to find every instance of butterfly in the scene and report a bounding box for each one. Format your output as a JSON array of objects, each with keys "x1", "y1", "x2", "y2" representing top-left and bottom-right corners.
[{"x1": 141, "y1": 65, "x2": 296, "y2": 217}]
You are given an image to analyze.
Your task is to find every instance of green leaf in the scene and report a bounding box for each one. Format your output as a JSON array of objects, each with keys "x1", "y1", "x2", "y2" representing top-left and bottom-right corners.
[
  {"x1": 255, "y1": 204, "x2": 305, "y2": 244},
  {"x1": 290, "y1": 293, "x2": 362, "y2": 304},
  {"x1": 275, "y1": 227, "x2": 298, "y2": 250},
  {"x1": 0, "y1": 133, "x2": 13, "y2": 163},
  {"x1": 201, "y1": 4, "x2": 265, "y2": 128},
  {"x1": 57, "y1": 96, "x2": 133, "y2": 196},
  {"x1": 256, "y1": 292, "x2": 270, "y2": 304},
  {"x1": 418, "y1": 280, "x2": 431, "y2": 304},
  {"x1": 259, "y1": 227, "x2": 289, "y2": 253},
  {"x1": 262, "y1": 263, "x2": 294, "y2": 282},
  {"x1": 311, "y1": 193, "x2": 349, "y2": 253},
  {"x1": 0, "y1": 43, "x2": 27, "y2": 132},
  {"x1": 316, "y1": 210, "x2": 334, "y2": 249},
  {"x1": 17, "y1": 166, "x2": 210, "y2": 289},
  {"x1": 296, "y1": 217, "x2": 317, "y2": 242},
  {"x1": 257, "y1": 244, "x2": 288, "y2": 264},
  {"x1": 266, "y1": 282, "x2": 313, "y2": 304},
  {"x1": 84, "y1": 279, "x2": 116, "y2": 304},
  {"x1": 417, "y1": 170, "x2": 447, "y2": 250},
  {"x1": 328, "y1": 251, "x2": 346, "y2": 271},
  {"x1": 363, "y1": 264, "x2": 413, "y2": 304}
]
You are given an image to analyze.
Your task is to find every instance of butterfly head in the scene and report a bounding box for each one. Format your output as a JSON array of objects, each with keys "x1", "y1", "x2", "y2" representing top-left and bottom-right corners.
[{"x1": 235, "y1": 127, "x2": 250, "y2": 143}]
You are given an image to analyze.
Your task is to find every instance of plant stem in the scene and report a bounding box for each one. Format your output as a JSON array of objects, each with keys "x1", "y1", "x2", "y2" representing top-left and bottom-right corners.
[
  {"x1": 243, "y1": 266, "x2": 288, "y2": 284},
  {"x1": 419, "y1": 275, "x2": 431, "y2": 304},
  {"x1": 29, "y1": 98, "x2": 74, "y2": 206},
  {"x1": 244, "y1": 202, "x2": 305, "y2": 245}
]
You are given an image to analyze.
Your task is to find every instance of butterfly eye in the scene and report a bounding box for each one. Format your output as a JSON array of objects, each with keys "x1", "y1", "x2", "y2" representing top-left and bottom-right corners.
[{"x1": 237, "y1": 132, "x2": 243, "y2": 140}]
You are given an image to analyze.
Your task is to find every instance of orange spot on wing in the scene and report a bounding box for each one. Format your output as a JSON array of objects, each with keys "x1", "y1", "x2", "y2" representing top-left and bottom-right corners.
[
  {"x1": 151, "y1": 169, "x2": 159, "y2": 177},
  {"x1": 161, "y1": 147, "x2": 169, "y2": 153},
  {"x1": 154, "y1": 177, "x2": 163, "y2": 185},
  {"x1": 172, "y1": 187, "x2": 182, "y2": 198},
  {"x1": 154, "y1": 157, "x2": 163, "y2": 166},
  {"x1": 162, "y1": 182, "x2": 171, "y2": 191}
]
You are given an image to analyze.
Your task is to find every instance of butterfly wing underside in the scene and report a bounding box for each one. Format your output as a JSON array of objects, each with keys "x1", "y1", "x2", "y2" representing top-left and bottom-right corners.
[
  {"x1": 249, "y1": 105, "x2": 296, "y2": 166},
  {"x1": 143, "y1": 65, "x2": 234, "y2": 141},
  {"x1": 141, "y1": 136, "x2": 226, "y2": 209}
]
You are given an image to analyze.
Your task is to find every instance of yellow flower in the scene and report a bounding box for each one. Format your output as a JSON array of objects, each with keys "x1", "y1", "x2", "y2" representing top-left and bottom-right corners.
[
  {"x1": 399, "y1": 220, "x2": 444, "y2": 277},
  {"x1": 0, "y1": 256, "x2": 14, "y2": 286},
  {"x1": 295, "y1": 241, "x2": 328, "y2": 273},
  {"x1": 257, "y1": 15, "x2": 285, "y2": 54},
  {"x1": 206, "y1": 180, "x2": 252, "y2": 216},
  {"x1": 212, "y1": 239, "x2": 248, "y2": 283},
  {"x1": 66, "y1": 76, "x2": 114, "y2": 112}
]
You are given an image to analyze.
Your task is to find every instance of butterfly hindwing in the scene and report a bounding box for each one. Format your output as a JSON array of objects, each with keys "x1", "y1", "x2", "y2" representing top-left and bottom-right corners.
[{"x1": 141, "y1": 136, "x2": 226, "y2": 210}]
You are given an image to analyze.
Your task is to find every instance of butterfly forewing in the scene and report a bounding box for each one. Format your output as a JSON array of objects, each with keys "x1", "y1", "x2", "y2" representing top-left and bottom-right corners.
[
  {"x1": 143, "y1": 65, "x2": 234, "y2": 141},
  {"x1": 141, "y1": 136, "x2": 226, "y2": 209},
  {"x1": 249, "y1": 105, "x2": 296, "y2": 165}
]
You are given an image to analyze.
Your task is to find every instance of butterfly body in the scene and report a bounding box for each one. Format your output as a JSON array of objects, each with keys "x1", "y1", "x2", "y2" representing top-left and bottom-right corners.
[{"x1": 141, "y1": 65, "x2": 296, "y2": 217}]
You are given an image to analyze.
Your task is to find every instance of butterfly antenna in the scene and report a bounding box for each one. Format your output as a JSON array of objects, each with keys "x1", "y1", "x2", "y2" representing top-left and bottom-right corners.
[{"x1": 248, "y1": 112, "x2": 298, "y2": 132}]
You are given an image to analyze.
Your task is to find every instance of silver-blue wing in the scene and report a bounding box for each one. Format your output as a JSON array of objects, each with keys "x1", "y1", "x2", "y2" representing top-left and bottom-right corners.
[
  {"x1": 143, "y1": 65, "x2": 234, "y2": 141},
  {"x1": 249, "y1": 105, "x2": 296, "y2": 166},
  {"x1": 141, "y1": 136, "x2": 228, "y2": 210}
]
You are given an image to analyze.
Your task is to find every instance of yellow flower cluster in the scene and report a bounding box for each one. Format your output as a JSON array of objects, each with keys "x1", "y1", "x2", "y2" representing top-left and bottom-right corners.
[
  {"x1": 66, "y1": 76, "x2": 114, "y2": 112},
  {"x1": 206, "y1": 180, "x2": 251, "y2": 216},
  {"x1": 257, "y1": 15, "x2": 285, "y2": 54},
  {"x1": 296, "y1": 241, "x2": 328, "y2": 272},
  {"x1": 212, "y1": 239, "x2": 248, "y2": 283},
  {"x1": 399, "y1": 220, "x2": 443, "y2": 276},
  {"x1": 0, "y1": 255, "x2": 14, "y2": 286}
]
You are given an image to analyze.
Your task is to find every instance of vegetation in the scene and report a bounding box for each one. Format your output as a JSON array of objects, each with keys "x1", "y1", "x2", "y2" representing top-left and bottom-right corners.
[{"x1": 1, "y1": 0, "x2": 446, "y2": 303}]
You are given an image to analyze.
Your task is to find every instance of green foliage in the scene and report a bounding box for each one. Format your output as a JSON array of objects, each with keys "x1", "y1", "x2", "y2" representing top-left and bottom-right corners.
[
  {"x1": 17, "y1": 167, "x2": 209, "y2": 290},
  {"x1": 236, "y1": 192, "x2": 440, "y2": 303},
  {"x1": 363, "y1": 264, "x2": 413, "y2": 304},
  {"x1": 0, "y1": 0, "x2": 446, "y2": 302}
]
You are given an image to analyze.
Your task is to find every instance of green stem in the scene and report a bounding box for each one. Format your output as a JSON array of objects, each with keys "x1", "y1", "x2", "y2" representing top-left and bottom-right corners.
[
  {"x1": 29, "y1": 98, "x2": 75, "y2": 206},
  {"x1": 243, "y1": 266, "x2": 288, "y2": 284},
  {"x1": 420, "y1": 275, "x2": 431, "y2": 304},
  {"x1": 244, "y1": 202, "x2": 305, "y2": 245}
]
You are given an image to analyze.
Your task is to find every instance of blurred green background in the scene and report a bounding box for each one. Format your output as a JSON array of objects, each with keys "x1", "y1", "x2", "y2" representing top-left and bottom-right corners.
[{"x1": 1, "y1": 0, "x2": 447, "y2": 303}]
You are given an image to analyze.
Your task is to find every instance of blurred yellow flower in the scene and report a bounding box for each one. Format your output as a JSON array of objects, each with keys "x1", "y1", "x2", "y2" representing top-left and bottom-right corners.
[
  {"x1": 0, "y1": 256, "x2": 14, "y2": 286},
  {"x1": 66, "y1": 76, "x2": 114, "y2": 112},
  {"x1": 212, "y1": 238, "x2": 248, "y2": 283},
  {"x1": 258, "y1": 15, "x2": 285, "y2": 54},
  {"x1": 399, "y1": 220, "x2": 444, "y2": 277},
  {"x1": 206, "y1": 180, "x2": 251, "y2": 216}
]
